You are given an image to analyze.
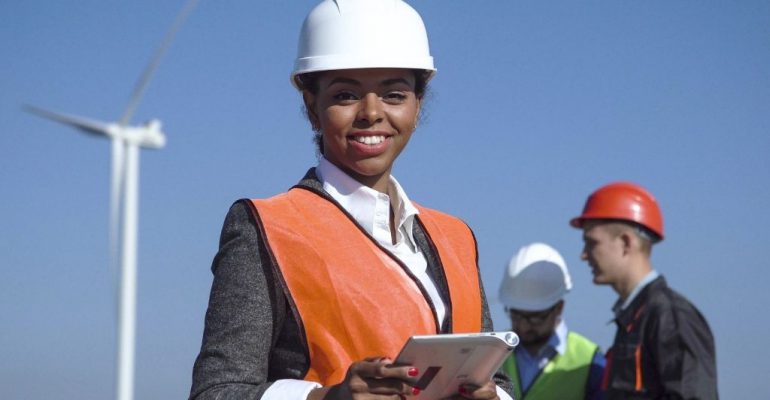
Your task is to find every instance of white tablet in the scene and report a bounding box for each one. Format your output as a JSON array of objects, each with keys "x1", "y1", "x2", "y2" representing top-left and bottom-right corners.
[{"x1": 394, "y1": 331, "x2": 519, "y2": 399}]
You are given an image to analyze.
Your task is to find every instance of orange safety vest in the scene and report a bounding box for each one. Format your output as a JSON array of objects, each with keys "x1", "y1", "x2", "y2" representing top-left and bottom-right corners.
[{"x1": 250, "y1": 187, "x2": 482, "y2": 386}]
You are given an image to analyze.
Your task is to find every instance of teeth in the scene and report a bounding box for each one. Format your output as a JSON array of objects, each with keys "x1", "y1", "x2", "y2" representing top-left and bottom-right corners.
[{"x1": 352, "y1": 136, "x2": 385, "y2": 145}]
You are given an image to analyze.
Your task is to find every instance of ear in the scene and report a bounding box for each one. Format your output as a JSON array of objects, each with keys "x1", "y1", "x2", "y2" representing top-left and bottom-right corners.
[
  {"x1": 620, "y1": 231, "x2": 634, "y2": 256},
  {"x1": 302, "y1": 91, "x2": 321, "y2": 132},
  {"x1": 413, "y1": 97, "x2": 422, "y2": 129},
  {"x1": 553, "y1": 300, "x2": 565, "y2": 327},
  {"x1": 554, "y1": 300, "x2": 565, "y2": 315}
]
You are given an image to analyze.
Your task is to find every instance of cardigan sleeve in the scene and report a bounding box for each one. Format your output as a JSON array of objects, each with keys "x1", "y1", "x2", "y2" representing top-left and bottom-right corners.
[{"x1": 189, "y1": 201, "x2": 284, "y2": 399}]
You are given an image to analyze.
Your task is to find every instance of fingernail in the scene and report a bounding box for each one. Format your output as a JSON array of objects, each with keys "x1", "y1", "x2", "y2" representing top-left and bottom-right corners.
[
  {"x1": 408, "y1": 367, "x2": 419, "y2": 377},
  {"x1": 412, "y1": 387, "x2": 421, "y2": 395}
]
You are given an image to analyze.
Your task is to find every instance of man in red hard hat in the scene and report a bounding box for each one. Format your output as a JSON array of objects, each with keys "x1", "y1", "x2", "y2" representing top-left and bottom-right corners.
[{"x1": 570, "y1": 182, "x2": 718, "y2": 399}]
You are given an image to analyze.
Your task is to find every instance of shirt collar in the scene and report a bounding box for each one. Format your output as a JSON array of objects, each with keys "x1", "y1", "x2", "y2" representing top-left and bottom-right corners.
[
  {"x1": 552, "y1": 319, "x2": 568, "y2": 355},
  {"x1": 613, "y1": 270, "x2": 660, "y2": 315},
  {"x1": 315, "y1": 157, "x2": 420, "y2": 248}
]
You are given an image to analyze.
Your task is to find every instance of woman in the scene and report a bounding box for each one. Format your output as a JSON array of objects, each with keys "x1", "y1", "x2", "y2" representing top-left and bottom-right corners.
[{"x1": 190, "y1": 1, "x2": 513, "y2": 399}]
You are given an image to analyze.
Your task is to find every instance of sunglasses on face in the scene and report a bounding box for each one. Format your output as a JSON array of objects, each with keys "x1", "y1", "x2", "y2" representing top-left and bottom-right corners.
[{"x1": 506, "y1": 304, "x2": 558, "y2": 325}]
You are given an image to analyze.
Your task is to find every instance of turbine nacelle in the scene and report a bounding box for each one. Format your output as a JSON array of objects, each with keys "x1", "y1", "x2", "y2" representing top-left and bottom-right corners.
[{"x1": 116, "y1": 119, "x2": 166, "y2": 149}]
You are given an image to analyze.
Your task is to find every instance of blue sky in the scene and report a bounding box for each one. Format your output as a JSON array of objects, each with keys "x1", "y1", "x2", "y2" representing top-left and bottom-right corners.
[{"x1": 2, "y1": 1, "x2": 768, "y2": 398}]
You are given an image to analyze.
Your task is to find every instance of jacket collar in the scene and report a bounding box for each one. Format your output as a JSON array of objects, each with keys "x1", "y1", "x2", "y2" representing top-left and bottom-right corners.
[
  {"x1": 613, "y1": 275, "x2": 667, "y2": 327},
  {"x1": 614, "y1": 270, "x2": 660, "y2": 313},
  {"x1": 294, "y1": 168, "x2": 325, "y2": 193}
]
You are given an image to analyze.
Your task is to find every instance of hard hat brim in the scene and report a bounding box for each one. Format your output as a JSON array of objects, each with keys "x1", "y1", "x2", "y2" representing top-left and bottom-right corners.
[{"x1": 291, "y1": 60, "x2": 436, "y2": 90}]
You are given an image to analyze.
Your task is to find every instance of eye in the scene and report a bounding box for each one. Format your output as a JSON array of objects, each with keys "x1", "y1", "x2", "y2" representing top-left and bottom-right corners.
[
  {"x1": 332, "y1": 91, "x2": 359, "y2": 103},
  {"x1": 382, "y1": 91, "x2": 407, "y2": 104}
]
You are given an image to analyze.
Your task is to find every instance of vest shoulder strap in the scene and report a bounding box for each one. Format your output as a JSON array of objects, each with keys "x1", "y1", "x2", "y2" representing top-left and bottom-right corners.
[{"x1": 413, "y1": 204, "x2": 481, "y2": 333}]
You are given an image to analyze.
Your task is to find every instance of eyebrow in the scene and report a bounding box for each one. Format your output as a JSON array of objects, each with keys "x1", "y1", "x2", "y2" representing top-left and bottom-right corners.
[
  {"x1": 326, "y1": 77, "x2": 359, "y2": 88},
  {"x1": 382, "y1": 77, "x2": 412, "y2": 87},
  {"x1": 325, "y1": 76, "x2": 413, "y2": 89}
]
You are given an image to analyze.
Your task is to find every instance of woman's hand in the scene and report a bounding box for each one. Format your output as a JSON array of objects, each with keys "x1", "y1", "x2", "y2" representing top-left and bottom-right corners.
[
  {"x1": 442, "y1": 380, "x2": 499, "y2": 400},
  {"x1": 309, "y1": 357, "x2": 421, "y2": 400}
]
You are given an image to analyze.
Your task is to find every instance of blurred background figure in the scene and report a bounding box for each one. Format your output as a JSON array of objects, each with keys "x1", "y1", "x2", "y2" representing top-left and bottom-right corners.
[
  {"x1": 571, "y1": 182, "x2": 718, "y2": 399},
  {"x1": 498, "y1": 242, "x2": 605, "y2": 400}
]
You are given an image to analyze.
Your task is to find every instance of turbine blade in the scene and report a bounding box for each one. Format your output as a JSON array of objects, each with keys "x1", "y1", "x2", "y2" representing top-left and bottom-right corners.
[
  {"x1": 119, "y1": 0, "x2": 199, "y2": 126},
  {"x1": 24, "y1": 104, "x2": 113, "y2": 137}
]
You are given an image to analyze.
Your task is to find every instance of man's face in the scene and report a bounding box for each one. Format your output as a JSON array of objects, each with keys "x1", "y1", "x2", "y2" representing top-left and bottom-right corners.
[
  {"x1": 581, "y1": 222, "x2": 626, "y2": 286},
  {"x1": 508, "y1": 302, "x2": 562, "y2": 348}
]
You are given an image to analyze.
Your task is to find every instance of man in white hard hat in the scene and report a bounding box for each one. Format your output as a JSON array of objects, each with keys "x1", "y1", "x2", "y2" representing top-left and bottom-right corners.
[{"x1": 499, "y1": 242, "x2": 605, "y2": 400}]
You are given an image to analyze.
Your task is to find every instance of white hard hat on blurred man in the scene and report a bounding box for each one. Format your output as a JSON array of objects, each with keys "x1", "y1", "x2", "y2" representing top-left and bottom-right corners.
[
  {"x1": 498, "y1": 243, "x2": 606, "y2": 399},
  {"x1": 498, "y1": 242, "x2": 573, "y2": 312}
]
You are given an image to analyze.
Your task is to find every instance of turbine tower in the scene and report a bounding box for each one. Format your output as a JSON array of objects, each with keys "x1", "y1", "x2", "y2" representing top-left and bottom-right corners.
[{"x1": 25, "y1": 1, "x2": 198, "y2": 399}]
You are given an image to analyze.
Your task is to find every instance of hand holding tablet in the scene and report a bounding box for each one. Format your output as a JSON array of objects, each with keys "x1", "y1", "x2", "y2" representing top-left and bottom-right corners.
[{"x1": 394, "y1": 331, "x2": 519, "y2": 399}]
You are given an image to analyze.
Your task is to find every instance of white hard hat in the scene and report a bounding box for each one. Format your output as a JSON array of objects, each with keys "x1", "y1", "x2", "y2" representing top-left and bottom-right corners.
[
  {"x1": 291, "y1": 0, "x2": 436, "y2": 89},
  {"x1": 498, "y1": 242, "x2": 573, "y2": 312}
]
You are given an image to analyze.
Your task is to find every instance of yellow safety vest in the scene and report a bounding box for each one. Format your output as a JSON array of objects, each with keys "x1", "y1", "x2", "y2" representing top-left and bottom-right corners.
[{"x1": 503, "y1": 331, "x2": 599, "y2": 400}]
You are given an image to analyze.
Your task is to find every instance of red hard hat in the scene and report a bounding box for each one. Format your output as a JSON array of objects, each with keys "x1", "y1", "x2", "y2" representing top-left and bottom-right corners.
[{"x1": 570, "y1": 182, "x2": 664, "y2": 241}]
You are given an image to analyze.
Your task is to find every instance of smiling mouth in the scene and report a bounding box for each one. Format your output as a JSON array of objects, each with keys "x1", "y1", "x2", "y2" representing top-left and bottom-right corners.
[{"x1": 350, "y1": 135, "x2": 387, "y2": 145}]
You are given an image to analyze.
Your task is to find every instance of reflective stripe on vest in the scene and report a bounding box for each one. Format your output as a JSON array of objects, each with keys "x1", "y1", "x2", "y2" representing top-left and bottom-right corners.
[
  {"x1": 503, "y1": 331, "x2": 599, "y2": 400},
  {"x1": 250, "y1": 188, "x2": 482, "y2": 386}
]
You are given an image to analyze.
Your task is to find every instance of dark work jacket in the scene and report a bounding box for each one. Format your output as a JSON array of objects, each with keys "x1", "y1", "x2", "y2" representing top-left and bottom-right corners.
[{"x1": 605, "y1": 276, "x2": 718, "y2": 400}]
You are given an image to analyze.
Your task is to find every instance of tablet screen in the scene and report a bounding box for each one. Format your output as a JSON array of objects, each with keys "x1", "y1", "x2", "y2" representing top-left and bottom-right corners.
[{"x1": 394, "y1": 331, "x2": 518, "y2": 399}]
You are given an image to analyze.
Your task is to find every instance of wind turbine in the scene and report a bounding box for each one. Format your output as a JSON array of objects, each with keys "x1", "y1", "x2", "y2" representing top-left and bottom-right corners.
[{"x1": 24, "y1": 1, "x2": 198, "y2": 400}]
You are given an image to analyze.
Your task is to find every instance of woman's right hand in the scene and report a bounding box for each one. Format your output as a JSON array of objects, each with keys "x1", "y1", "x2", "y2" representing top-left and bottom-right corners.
[{"x1": 308, "y1": 357, "x2": 421, "y2": 400}]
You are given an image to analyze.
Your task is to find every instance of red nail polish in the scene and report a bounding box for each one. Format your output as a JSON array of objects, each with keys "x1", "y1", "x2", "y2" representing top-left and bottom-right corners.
[
  {"x1": 412, "y1": 387, "x2": 421, "y2": 395},
  {"x1": 408, "y1": 367, "x2": 419, "y2": 377}
]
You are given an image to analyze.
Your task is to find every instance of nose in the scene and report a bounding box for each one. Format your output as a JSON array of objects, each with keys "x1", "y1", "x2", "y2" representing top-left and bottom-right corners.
[
  {"x1": 358, "y1": 93, "x2": 383, "y2": 124},
  {"x1": 513, "y1": 318, "x2": 531, "y2": 330},
  {"x1": 580, "y1": 247, "x2": 588, "y2": 261}
]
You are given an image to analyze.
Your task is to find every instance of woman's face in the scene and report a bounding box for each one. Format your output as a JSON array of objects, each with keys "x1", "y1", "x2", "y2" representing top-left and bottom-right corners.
[{"x1": 304, "y1": 68, "x2": 421, "y2": 192}]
